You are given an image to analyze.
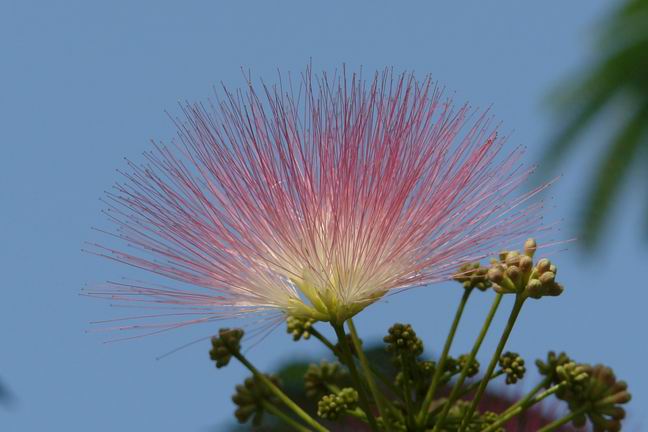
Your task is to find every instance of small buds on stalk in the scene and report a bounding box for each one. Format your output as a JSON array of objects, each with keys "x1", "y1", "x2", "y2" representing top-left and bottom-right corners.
[
  {"x1": 209, "y1": 328, "x2": 244, "y2": 368},
  {"x1": 304, "y1": 361, "x2": 348, "y2": 399},
  {"x1": 555, "y1": 362, "x2": 589, "y2": 397},
  {"x1": 560, "y1": 364, "x2": 631, "y2": 432},
  {"x1": 317, "y1": 388, "x2": 359, "y2": 420},
  {"x1": 458, "y1": 354, "x2": 480, "y2": 378},
  {"x1": 473, "y1": 411, "x2": 505, "y2": 432},
  {"x1": 286, "y1": 315, "x2": 315, "y2": 341},
  {"x1": 499, "y1": 352, "x2": 526, "y2": 384},
  {"x1": 384, "y1": 323, "x2": 424, "y2": 358},
  {"x1": 536, "y1": 351, "x2": 573, "y2": 385},
  {"x1": 487, "y1": 238, "x2": 564, "y2": 299},
  {"x1": 232, "y1": 374, "x2": 281, "y2": 426},
  {"x1": 453, "y1": 262, "x2": 492, "y2": 291}
]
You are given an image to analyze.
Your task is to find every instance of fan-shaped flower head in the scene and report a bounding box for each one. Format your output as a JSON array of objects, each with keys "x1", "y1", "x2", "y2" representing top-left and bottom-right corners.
[{"x1": 91, "y1": 67, "x2": 548, "y2": 335}]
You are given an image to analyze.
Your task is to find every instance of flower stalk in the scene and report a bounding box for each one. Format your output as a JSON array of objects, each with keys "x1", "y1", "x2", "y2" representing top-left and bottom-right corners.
[
  {"x1": 332, "y1": 322, "x2": 380, "y2": 430},
  {"x1": 459, "y1": 294, "x2": 526, "y2": 431},
  {"x1": 418, "y1": 287, "x2": 473, "y2": 427},
  {"x1": 431, "y1": 293, "x2": 503, "y2": 432},
  {"x1": 233, "y1": 351, "x2": 329, "y2": 432}
]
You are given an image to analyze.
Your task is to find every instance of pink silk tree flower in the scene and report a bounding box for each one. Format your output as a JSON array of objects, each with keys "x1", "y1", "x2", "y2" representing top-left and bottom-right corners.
[{"x1": 90, "y1": 67, "x2": 549, "y2": 336}]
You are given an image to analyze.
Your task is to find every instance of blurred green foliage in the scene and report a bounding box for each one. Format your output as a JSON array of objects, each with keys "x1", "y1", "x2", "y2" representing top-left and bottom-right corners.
[{"x1": 545, "y1": 0, "x2": 648, "y2": 248}]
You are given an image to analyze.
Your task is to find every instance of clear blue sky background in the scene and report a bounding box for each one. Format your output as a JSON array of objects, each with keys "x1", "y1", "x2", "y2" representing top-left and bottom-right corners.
[{"x1": 2, "y1": 1, "x2": 646, "y2": 431}]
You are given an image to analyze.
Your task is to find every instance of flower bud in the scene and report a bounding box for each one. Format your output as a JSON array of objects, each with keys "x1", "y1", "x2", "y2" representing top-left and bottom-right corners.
[
  {"x1": 286, "y1": 315, "x2": 315, "y2": 341},
  {"x1": 536, "y1": 258, "x2": 551, "y2": 273},
  {"x1": 232, "y1": 374, "x2": 281, "y2": 426},
  {"x1": 523, "y1": 238, "x2": 537, "y2": 257},
  {"x1": 384, "y1": 323, "x2": 424, "y2": 358},
  {"x1": 499, "y1": 352, "x2": 526, "y2": 384},
  {"x1": 210, "y1": 328, "x2": 244, "y2": 368},
  {"x1": 539, "y1": 271, "x2": 555, "y2": 285},
  {"x1": 317, "y1": 388, "x2": 359, "y2": 420},
  {"x1": 505, "y1": 251, "x2": 521, "y2": 267},
  {"x1": 487, "y1": 267, "x2": 504, "y2": 284},
  {"x1": 458, "y1": 354, "x2": 480, "y2": 378},
  {"x1": 519, "y1": 255, "x2": 533, "y2": 272}
]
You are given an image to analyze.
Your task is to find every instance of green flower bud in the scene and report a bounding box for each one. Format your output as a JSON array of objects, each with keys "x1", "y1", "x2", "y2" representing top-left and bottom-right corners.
[
  {"x1": 458, "y1": 354, "x2": 480, "y2": 378},
  {"x1": 552, "y1": 361, "x2": 631, "y2": 432},
  {"x1": 232, "y1": 374, "x2": 281, "y2": 426},
  {"x1": 453, "y1": 262, "x2": 492, "y2": 291},
  {"x1": 499, "y1": 351, "x2": 526, "y2": 384},
  {"x1": 523, "y1": 238, "x2": 537, "y2": 257},
  {"x1": 556, "y1": 362, "x2": 589, "y2": 397},
  {"x1": 384, "y1": 323, "x2": 424, "y2": 358},
  {"x1": 286, "y1": 315, "x2": 315, "y2": 341},
  {"x1": 209, "y1": 328, "x2": 244, "y2": 368},
  {"x1": 317, "y1": 388, "x2": 359, "y2": 420},
  {"x1": 487, "y1": 240, "x2": 565, "y2": 299},
  {"x1": 536, "y1": 351, "x2": 572, "y2": 385},
  {"x1": 519, "y1": 255, "x2": 533, "y2": 272},
  {"x1": 536, "y1": 258, "x2": 551, "y2": 273}
]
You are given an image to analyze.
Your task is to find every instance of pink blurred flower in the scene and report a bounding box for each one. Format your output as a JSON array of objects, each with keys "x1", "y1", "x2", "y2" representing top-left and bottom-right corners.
[{"x1": 90, "y1": 67, "x2": 548, "y2": 336}]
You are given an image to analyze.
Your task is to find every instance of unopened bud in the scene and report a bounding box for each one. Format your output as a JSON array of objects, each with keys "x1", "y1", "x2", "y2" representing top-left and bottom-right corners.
[
  {"x1": 536, "y1": 258, "x2": 551, "y2": 273},
  {"x1": 526, "y1": 279, "x2": 543, "y2": 298},
  {"x1": 506, "y1": 265, "x2": 521, "y2": 283},
  {"x1": 524, "y1": 238, "x2": 537, "y2": 257},
  {"x1": 539, "y1": 272, "x2": 556, "y2": 285},
  {"x1": 519, "y1": 255, "x2": 533, "y2": 272},
  {"x1": 505, "y1": 251, "x2": 521, "y2": 267},
  {"x1": 488, "y1": 267, "x2": 504, "y2": 284}
]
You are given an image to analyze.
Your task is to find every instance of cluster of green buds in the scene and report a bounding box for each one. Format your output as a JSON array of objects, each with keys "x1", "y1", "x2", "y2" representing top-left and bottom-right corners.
[
  {"x1": 209, "y1": 328, "x2": 244, "y2": 368},
  {"x1": 384, "y1": 323, "x2": 424, "y2": 358},
  {"x1": 537, "y1": 351, "x2": 573, "y2": 385},
  {"x1": 286, "y1": 315, "x2": 315, "y2": 341},
  {"x1": 487, "y1": 238, "x2": 564, "y2": 299},
  {"x1": 231, "y1": 374, "x2": 281, "y2": 426},
  {"x1": 316, "y1": 387, "x2": 359, "y2": 420},
  {"x1": 555, "y1": 362, "x2": 589, "y2": 398},
  {"x1": 457, "y1": 354, "x2": 480, "y2": 378},
  {"x1": 499, "y1": 352, "x2": 526, "y2": 384},
  {"x1": 304, "y1": 361, "x2": 348, "y2": 399},
  {"x1": 453, "y1": 262, "x2": 492, "y2": 291},
  {"x1": 537, "y1": 352, "x2": 631, "y2": 431},
  {"x1": 562, "y1": 364, "x2": 630, "y2": 431},
  {"x1": 466, "y1": 411, "x2": 506, "y2": 432}
]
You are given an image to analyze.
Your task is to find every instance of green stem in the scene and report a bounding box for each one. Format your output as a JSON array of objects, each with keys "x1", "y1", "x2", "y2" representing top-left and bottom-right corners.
[
  {"x1": 262, "y1": 400, "x2": 313, "y2": 432},
  {"x1": 428, "y1": 371, "x2": 505, "y2": 419},
  {"x1": 233, "y1": 352, "x2": 329, "y2": 432},
  {"x1": 537, "y1": 405, "x2": 589, "y2": 432},
  {"x1": 459, "y1": 295, "x2": 525, "y2": 432},
  {"x1": 347, "y1": 319, "x2": 389, "y2": 423},
  {"x1": 480, "y1": 382, "x2": 565, "y2": 432},
  {"x1": 431, "y1": 293, "x2": 503, "y2": 432},
  {"x1": 401, "y1": 359, "x2": 417, "y2": 429},
  {"x1": 331, "y1": 323, "x2": 380, "y2": 431},
  {"x1": 311, "y1": 325, "x2": 401, "y2": 411},
  {"x1": 309, "y1": 327, "x2": 338, "y2": 353},
  {"x1": 500, "y1": 378, "x2": 550, "y2": 417},
  {"x1": 418, "y1": 288, "x2": 473, "y2": 427}
]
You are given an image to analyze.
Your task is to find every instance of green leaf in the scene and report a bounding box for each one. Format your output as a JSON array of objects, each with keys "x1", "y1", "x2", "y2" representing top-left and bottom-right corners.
[{"x1": 581, "y1": 103, "x2": 648, "y2": 247}]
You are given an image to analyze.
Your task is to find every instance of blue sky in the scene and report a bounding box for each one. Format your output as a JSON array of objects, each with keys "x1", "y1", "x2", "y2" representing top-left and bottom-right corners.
[{"x1": 2, "y1": 1, "x2": 646, "y2": 431}]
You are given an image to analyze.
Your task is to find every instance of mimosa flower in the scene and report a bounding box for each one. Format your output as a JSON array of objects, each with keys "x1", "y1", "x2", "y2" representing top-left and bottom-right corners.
[{"x1": 90, "y1": 67, "x2": 549, "y2": 336}]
